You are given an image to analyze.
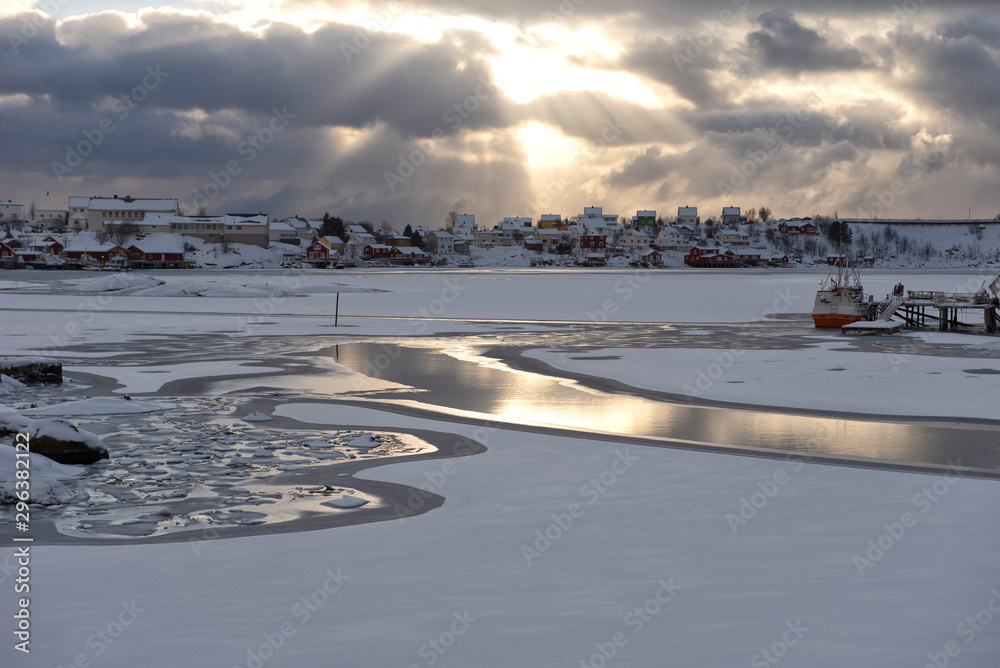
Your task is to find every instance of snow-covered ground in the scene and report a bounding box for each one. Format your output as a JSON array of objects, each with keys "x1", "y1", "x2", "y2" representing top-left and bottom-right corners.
[
  {"x1": 0, "y1": 268, "x2": 995, "y2": 359},
  {"x1": 524, "y1": 335, "x2": 1000, "y2": 420},
  {"x1": 1, "y1": 268, "x2": 999, "y2": 666}
]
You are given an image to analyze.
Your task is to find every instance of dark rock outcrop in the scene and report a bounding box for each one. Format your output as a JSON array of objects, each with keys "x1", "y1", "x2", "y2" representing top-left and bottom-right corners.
[
  {"x1": 0, "y1": 358, "x2": 63, "y2": 384},
  {"x1": 1, "y1": 412, "x2": 108, "y2": 465}
]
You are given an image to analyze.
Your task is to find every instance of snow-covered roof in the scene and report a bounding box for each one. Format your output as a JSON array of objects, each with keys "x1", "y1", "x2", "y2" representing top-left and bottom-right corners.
[
  {"x1": 65, "y1": 240, "x2": 119, "y2": 252},
  {"x1": 501, "y1": 218, "x2": 532, "y2": 229},
  {"x1": 540, "y1": 214, "x2": 561, "y2": 221},
  {"x1": 429, "y1": 230, "x2": 456, "y2": 239},
  {"x1": 722, "y1": 207, "x2": 740, "y2": 216},
  {"x1": 583, "y1": 206, "x2": 602, "y2": 215},
  {"x1": 636, "y1": 210, "x2": 656, "y2": 217},
  {"x1": 270, "y1": 222, "x2": 296, "y2": 232},
  {"x1": 130, "y1": 234, "x2": 186, "y2": 253},
  {"x1": 320, "y1": 236, "x2": 344, "y2": 245},
  {"x1": 68, "y1": 196, "x2": 90, "y2": 209},
  {"x1": 628, "y1": 230, "x2": 651, "y2": 238},
  {"x1": 678, "y1": 207, "x2": 698, "y2": 216},
  {"x1": 393, "y1": 247, "x2": 428, "y2": 255},
  {"x1": 68, "y1": 213, "x2": 87, "y2": 220},
  {"x1": 89, "y1": 198, "x2": 178, "y2": 212},
  {"x1": 223, "y1": 214, "x2": 268, "y2": 226}
]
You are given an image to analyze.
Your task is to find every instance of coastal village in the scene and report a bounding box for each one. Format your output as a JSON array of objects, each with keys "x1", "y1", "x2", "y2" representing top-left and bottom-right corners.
[{"x1": 1, "y1": 195, "x2": 999, "y2": 271}]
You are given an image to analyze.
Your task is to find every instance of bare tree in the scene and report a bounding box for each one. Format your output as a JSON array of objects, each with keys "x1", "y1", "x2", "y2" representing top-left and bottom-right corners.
[
  {"x1": 758, "y1": 206, "x2": 773, "y2": 223},
  {"x1": 111, "y1": 220, "x2": 140, "y2": 246},
  {"x1": 445, "y1": 210, "x2": 457, "y2": 231},
  {"x1": 746, "y1": 208, "x2": 759, "y2": 224}
]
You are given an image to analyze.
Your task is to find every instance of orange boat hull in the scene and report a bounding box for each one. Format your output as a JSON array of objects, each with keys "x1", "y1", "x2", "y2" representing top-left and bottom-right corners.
[{"x1": 812, "y1": 313, "x2": 865, "y2": 328}]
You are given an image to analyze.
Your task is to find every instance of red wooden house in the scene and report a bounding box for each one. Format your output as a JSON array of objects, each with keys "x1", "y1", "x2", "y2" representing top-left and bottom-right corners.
[
  {"x1": 685, "y1": 246, "x2": 765, "y2": 267},
  {"x1": 127, "y1": 244, "x2": 186, "y2": 268},
  {"x1": 640, "y1": 249, "x2": 662, "y2": 266},
  {"x1": 0, "y1": 241, "x2": 17, "y2": 268},
  {"x1": 778, "y1": 221, "x2": 818, "y2": 235},
  {"x1": 306, "y1": 241, "x2": 332, "y2": 266},
  {"x1": 388, "y1": 246, "x2": 432, "y2": 265},
  {"x1": 362, "y1": 244, "x2": 392, "y2": 260}
]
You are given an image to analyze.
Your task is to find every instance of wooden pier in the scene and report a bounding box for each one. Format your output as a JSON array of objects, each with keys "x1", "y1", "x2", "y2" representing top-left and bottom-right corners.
[{"x1": 894, "y1": 291, "x2": 999, "y2": 333}]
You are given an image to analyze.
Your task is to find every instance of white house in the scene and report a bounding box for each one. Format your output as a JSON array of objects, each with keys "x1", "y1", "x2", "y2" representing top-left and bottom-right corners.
[
  {"x1": 474, "y1": 229, "x2": 501, "y2": 246},
  {"x1": 81, "y1": 196, "x2": 179, "y2": 233},
  {"x1": 582, "y1": 206, "x2": 619, "y2": 223},
  {"x1": 454, "y1": 214, "x2": 476, "y2": 232},
  {"x1": 269, "y1": 221, "x2": 300, "y2": 245},
  {"x1": 0, "y1": 201, "x2": 26, "y2": 221},
  {"x1": 502, "y1": 217, "x2": 533, "y2": 229},
  {"x1": 656, "y1": 225, "x2": 700, "y2": 250},
  {"x1": 676, "y1": 206, "x2": 700, "y2": 227},
  {"x1": 167, "y1": 213, "x2": 269, "y2": 247},
  {"x1": 532, "y1": 228, "x2": 564, "y2": 248},
  {"x1": 715, "y1": 229, "x2": 750, "y2": 246},
  {"x1": 35, "y1": 209, "x2": 67, "y2": 226},
  {"x1": 67, "y1": 213, "x2": 88, "y2": 231},
  {"x1": 721, "y1": 206, "x2": 742, "y2": 226},
  {"x1": 620, "y1": 228, "x2": 652, "y2": 251},
  {"x1": 426, "y1": 230, "x2": 457, "y2": 254}
]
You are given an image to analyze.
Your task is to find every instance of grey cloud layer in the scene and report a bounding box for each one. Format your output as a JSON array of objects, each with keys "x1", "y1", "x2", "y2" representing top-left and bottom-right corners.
[{"x1": 2, "y1": 2, "x2": 999, "y2": 222}]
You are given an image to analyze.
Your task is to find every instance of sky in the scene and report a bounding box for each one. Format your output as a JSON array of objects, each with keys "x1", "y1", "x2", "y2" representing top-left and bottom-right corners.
[{"x1": 1, "y1": 0, "x2": 999, "y2": 227}]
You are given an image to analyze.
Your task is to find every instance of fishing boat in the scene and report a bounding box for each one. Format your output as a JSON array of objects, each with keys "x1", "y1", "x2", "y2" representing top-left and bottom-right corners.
[
  {"x1": 25, "y1": 253, "x2": 66, "y2": 270},
  {"x1": 812, "y1": 256, "x2": 867, "y2": 328}
]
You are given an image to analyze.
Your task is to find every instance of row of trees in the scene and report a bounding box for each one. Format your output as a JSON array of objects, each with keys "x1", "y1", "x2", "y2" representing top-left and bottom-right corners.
[{"x1": 319, "y1": 213, "x2": 426, "y2": 249}]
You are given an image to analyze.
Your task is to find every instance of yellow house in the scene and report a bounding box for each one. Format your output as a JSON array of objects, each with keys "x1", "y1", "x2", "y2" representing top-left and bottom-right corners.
[
  {"x1": 538, "y1": 214, "x2": 566, "y2": 230},
  {"x1": 318, "y1": 235, "x2": 345, "y2": 254}
]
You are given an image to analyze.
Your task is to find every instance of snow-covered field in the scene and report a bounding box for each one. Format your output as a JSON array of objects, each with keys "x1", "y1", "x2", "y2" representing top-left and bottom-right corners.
[
  {"x1": 525, "y1": 335, "x2": 1000, "y2": 420},
  {"x1": 1, "y1": 268, "x2": 999, "y2": 667}
]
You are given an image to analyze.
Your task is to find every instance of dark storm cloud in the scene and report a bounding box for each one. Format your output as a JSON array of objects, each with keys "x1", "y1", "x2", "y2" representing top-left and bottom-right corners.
[
  {"x1": 606, "y1": 146, "x2": 681, "y2": 189},
  {"x1": 618, "y1": 37, "x2": 724, "y2": 108},
  {"x1": 286, "y1": 0, "x2": 1000, "y2": 30},
  {"x1": 745, "y1": 9, "x2": 875, "y2": 73},
  {"x1": 893, "y1": 26, "x2": 1000, "y2": 126},
  {"x1": 0, "y1": 10, "x2": 531, "y2": 220},
  {"x1": 4, "y1": 0, "x2": 1000, "y2": 223},
  {"x1": 689, "y1": 100, "x2": 912, "y2": 151},
  {"x1": 0, "y1": 11, "x2": 510, "y2": 138},
  {"x1": 940, "y1": 16, "x2": 1000, "y2": 45}
]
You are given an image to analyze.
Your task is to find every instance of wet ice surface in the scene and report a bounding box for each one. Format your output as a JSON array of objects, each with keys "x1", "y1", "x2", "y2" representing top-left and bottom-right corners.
[{"x1": 0, "y1": 392, "x2": 433, "y2": 540}]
